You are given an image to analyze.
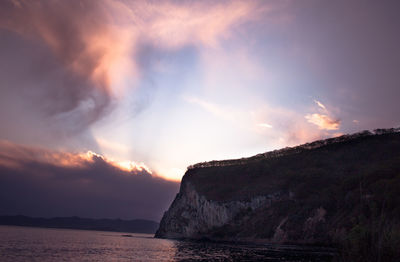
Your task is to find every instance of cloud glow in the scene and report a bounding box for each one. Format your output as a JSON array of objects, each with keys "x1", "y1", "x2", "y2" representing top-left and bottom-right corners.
[
  {"x1": 305, "y1": 114, "x2": 341, "y2": 130},
  {"x1": 0, "y1": 140, "x2": 153, "y2": 176},
  {"x1": 257, "y1": 123, "x2": 273, "y2": 128},
  {"x1": 0, "y1": 140, "x2": 178, "y2": 220},
  {"x1": 1, "y1": 0, "x2": 398, "y2": 183},
  {"x1": 314, "y1": 100, "x2": 327, "y2": 110}
]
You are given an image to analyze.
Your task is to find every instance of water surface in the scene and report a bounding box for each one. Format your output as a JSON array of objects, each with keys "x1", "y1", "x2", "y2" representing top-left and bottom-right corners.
[{"x1": 0, "y1": 225, "x2": 335, "y2": 261}]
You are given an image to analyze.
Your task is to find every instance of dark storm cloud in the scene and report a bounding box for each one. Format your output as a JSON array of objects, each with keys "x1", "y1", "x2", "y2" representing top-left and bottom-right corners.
[
  {"x1": 0, "y1": 0, "x2": 114, "y2": 145},
  {"x1": 0, "y1": 141, "x2": 180, "y2": 221}
]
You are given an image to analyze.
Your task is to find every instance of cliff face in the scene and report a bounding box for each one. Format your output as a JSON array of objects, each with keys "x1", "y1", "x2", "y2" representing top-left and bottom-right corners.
[
  {"x1": 155, "y1": 181, "x2": 272, "y2": 239},
  {"x1": 155, "y1": 130, "x2": 400, "y2": 246},
  {"x1": 156, "y1": 178, "x2": 328, "y2": 244}
]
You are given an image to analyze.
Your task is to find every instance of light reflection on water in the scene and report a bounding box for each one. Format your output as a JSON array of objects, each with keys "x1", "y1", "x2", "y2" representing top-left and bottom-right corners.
[{"x1": 0, "y1": 226, "x2": 335, "y2": 261}]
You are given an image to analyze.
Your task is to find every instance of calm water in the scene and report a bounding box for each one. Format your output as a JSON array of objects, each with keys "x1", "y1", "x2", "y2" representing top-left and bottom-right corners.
[{"x1": 0, "y1": 226, "x2": 335, "y2": 261}]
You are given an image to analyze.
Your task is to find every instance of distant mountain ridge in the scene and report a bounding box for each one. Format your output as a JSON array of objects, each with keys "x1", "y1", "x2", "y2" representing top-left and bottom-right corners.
[{"x1": 0, "y1": 215, "x2": 159, "y2": 234}]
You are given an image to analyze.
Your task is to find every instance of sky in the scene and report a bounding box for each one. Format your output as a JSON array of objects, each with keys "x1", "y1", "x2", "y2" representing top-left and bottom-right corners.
[{"x1": 0, "y1": 0, "x2": 399, "y2": 220}]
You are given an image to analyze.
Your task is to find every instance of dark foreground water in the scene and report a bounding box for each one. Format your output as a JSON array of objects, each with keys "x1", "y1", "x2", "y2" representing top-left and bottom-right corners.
[{"x1": 0, "y1": 225, "x2": 336, "y2": 261}]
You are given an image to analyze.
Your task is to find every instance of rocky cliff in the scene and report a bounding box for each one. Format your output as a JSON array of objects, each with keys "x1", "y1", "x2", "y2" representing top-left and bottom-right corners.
[{"x1": 155, "y1": 129, "x2": 400, "y2": 251}]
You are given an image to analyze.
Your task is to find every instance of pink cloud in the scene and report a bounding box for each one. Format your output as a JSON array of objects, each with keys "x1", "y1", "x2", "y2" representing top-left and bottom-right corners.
[
  {"x1": 305, "y1": 113, "x2": 341, "y2": 130},
  {"x1": 0, "y1": 0, "x2": 276, "y2": 120},
  {"x1": 0, "y1": 140, "x2": 152, "y2": 175},
  {"x1": 108, "y1": 0, "x2": 274, "y2": 49},
  {"x1": 0, "y1": 140, "x2": 179, "y2": 220},
  {"x1": 304, "y1": 99, "x2": 341, "y2": 130}
]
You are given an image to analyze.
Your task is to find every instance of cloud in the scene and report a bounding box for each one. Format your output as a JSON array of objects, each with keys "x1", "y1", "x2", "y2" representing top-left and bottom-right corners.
[
  {"x1": 145, "y1": 1, "x2": 259, "y2": 48},
  {"x1": 304, "y1": 99, "x2": 341, "y2": 130},
  {"x1": 257, "y1": 123, "x2": 273, "y2": 128},
  {"x1": 0, "y1": 0, "x2": 272, "y2": 147},
  {"x1": 184, "y1": 95, "x2": 330, "y2": 148},
  {"x1": 251, "y1": 105, "x2": 329, "y2": 146},
  {"x1": 0, "y1": 0, "x2": 127, "y2": 147},
  {"x1": 314, "y1": 100, "x2": 327, "y2": 110},
  {"x1": 108, "y1": 0, "x2": 269, "y2": 49},
  {"x1": 0, "y1": 141, "x2": 179, "y2": 221},
  {"x1": 183, "y1": 95, "x2": 236, "y2": 121},
  {"x1": 305, "y1": 113, "x2": 340, "y2": 130}
]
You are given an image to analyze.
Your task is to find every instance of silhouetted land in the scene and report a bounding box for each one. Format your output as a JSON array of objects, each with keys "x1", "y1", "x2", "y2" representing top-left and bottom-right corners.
[
  {"x1": 157, "y1": 128, "x2": 400, "y2": 262},
  {"x1": 0, "y1": 215, "x2": 159, "y2": 234}
]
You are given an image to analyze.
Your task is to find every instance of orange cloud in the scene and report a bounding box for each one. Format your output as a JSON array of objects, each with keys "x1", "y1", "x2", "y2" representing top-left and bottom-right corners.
[
  {"x1": 0, "y1": 140, "x2": 152, "y2": 175},
  {"x1": 0, "y1": 140, "x2": 179, "y2": 221},
  {"x1": 251, "y1": 105, "x2": 328, "y2": 147},
  {"x1": 0, "y1": 0, "x2": 133, "y2": 93},
  {"x1": 305, "y1": 99, "x2": 341, "y2": 130},
  {"x1": 0, "y1": 0, "x2": 274, "y2": 126},
  {"x1": 305, "y1": 113, "x2": 340, "y2": 130}
]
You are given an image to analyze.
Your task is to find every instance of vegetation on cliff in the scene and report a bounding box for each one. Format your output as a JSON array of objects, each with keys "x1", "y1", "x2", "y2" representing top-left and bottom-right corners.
[{"x1": 157, "y1": 129, "x2": 400, "y2": 261}]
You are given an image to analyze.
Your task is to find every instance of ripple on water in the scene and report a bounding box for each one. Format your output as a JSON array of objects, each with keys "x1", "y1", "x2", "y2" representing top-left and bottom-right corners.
[{"x1": 0, "y1": 226, "x2": 336, "y2": 261}]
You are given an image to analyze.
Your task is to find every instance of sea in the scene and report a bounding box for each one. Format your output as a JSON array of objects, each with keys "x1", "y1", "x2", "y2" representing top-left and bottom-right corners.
[{"x1": 0, "y1": 225, "x2": 336, "y2": 261}]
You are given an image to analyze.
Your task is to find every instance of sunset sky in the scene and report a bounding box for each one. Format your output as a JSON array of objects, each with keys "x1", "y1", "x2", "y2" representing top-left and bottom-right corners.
[{"x1": 1, "y1": 0, "x2": 399, "y2": 220}]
